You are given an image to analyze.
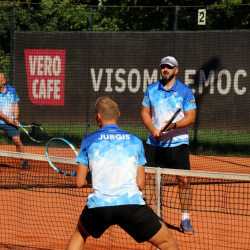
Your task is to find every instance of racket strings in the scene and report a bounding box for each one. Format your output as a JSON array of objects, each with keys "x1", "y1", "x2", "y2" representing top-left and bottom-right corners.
[
  {"x1": 22, "y1": 125, "x2": 47, "y2": 142},
  {"x1": 47, "y1": 139, "x2": 77, "y2": 175}
]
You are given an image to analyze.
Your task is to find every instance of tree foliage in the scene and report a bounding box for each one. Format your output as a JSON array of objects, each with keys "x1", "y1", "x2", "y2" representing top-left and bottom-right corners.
[{"x1": 0, "y1": 0, "x2": 250, "y2": 75}]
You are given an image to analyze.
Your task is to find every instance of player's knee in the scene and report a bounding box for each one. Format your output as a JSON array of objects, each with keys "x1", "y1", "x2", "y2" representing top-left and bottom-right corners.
[
  {"x1": 12, "y1": 136, "x2": 23, "y2": 146},
  {"x1": 158, "y1": 240, "x2": 178, "y2": 250},
  {"x1": 148, "y1": 223, "x2": 178, "y2": 249},
  {"x1": 154, "y1": 234, "x2": 178, "y2": 250}
]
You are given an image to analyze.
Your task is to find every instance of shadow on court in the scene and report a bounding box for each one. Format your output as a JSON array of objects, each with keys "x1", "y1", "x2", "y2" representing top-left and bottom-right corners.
[{"x1": 165, "y1": 222, "x2": 181, "y2": 233}]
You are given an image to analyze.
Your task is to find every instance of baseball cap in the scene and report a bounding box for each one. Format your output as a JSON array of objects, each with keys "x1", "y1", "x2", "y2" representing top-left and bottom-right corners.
[{"x1": 159, "y1": 56, "x2": 178, "y2": 68}]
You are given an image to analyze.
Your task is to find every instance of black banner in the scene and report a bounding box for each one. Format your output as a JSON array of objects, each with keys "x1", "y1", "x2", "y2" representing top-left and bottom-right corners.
[{"x1": 14, "y1": 31, "x2": 250, "y2": 130}]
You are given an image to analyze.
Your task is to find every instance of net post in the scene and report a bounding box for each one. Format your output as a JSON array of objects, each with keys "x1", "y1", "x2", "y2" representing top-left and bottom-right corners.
[{"x1": 156, "y1": 167, "x2": 161, "y2": 217}]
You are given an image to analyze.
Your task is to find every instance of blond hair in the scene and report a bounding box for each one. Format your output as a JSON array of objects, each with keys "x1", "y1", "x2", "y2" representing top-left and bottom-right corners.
[{"x1": 95, "y1": 96, "x2": 120, "y2": 121}]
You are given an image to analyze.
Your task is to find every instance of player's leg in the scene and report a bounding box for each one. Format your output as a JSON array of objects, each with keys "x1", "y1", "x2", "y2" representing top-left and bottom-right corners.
[
  {"x1": 177, "y1": 176, "x2": 192, "y2": 212},
  {"x1": 177, "y1": 175, "x2": 194, "y2": 234},
  {"x1": 67, "y1": 205, "x2": 112, "y2": 250},
  {"x1": 12, "y1": 135, "x2": 30, "y2": 169},
  {"x1": 2, "y1": 124, "x2": 23, "y2": 152},
  {"x1": 144, "y1": 144, "x2": 162, "y2": 211},
  {"x1": 12, "y1": 135, "x2": 24, "y2": 152},
  {"x1": 67, "y1": 220, "x2": 90, "y2": 250},
  {"x1": 162, "y1": 144, "x2": 194, "y2": 234},
  {"x1": 147, "y1": 221, "x2": 178, "y2": 250},
  {"x1": 118, "y1": 205, "x2": 178, "y2": 250},
  {"x1": 4, "y1": 124, "x2": 30, "y2": 169},
  {"x1": 172, "y1": 145, "x2": 194, "y2": 234}
]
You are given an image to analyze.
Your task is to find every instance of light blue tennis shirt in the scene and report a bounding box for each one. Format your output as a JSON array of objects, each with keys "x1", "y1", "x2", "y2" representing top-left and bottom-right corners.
[
  {"x1": 0, "y1": 85, "x2": 20, "y2": 124},
  {"x1": 76, "y1": 124, "x2": 146, "y2": 208},
  {"x1": 142, "y1": 79, "x2": 197, "y2": 147}
]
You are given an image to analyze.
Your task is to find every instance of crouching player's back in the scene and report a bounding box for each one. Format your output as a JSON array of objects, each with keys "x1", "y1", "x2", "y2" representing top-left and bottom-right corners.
[{"x1": 67, "y1": 96, "x2": 178, "y2": 250}]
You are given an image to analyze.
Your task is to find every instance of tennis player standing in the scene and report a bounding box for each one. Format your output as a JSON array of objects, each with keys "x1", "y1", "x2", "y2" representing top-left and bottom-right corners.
[
  {"x1": 67, "y1": 96, "x2": 178, "y2": 250},
  {"x1": 0, "y1": 73, "x2": 29, "y2": 169},
  {"x1": 141, "y1": 56, "x2": 197, "y2": 234}
]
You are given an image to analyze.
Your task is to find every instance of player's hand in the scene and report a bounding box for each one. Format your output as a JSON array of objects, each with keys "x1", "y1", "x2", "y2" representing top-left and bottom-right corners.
[
  {"x1": 150, "y1": 127, "x2": 161, "y2": 139},
  {"x1": 161, "y1": 120, "x2": 176, "y2": 132},
  {"x1": 13, "y1": 118, "x2": 20, "y2": 126},
  {"x1": 6, "y1": 117, "x2": 17, "y2": 126}
]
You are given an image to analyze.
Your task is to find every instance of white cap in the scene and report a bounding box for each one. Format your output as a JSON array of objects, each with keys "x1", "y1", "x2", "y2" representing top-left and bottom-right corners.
[{"x1": 159, "y1": 56, "x2": 178, "y2": 68}]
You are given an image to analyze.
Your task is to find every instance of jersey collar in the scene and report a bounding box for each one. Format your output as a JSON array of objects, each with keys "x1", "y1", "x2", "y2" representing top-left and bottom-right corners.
[
  {"x1": 101, "y1": 124, "x2": 120, "y2": 130},
  {"x1": 158, "y1": 79, "x2": 178, "y2": 92}
]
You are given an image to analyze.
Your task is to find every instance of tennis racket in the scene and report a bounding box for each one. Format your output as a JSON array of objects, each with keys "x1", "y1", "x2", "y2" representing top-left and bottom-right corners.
[
  {"x1": 161, "y1": 108, "x2": 182, "y2": 132},
  {"x1": 46, "y1": 138, "x2": 78, "y2": 176},
  {"x1": 19, "y1": 124, "x2": 47, "y2": 143}
]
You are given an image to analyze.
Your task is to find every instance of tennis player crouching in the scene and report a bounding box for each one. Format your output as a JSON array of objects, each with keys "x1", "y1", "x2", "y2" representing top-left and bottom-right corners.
[{"x1": 67, "y1": 97, "x2": 178, "y2": 250}]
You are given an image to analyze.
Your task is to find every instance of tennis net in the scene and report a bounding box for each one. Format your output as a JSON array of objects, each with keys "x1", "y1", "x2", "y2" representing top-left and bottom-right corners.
[{"x1": 0, "y1": 150, "x2": 250, "y2": 249}]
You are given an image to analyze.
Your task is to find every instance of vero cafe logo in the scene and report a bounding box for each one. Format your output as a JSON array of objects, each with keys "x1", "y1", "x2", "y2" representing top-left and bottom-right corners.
[{"x1": 24, "y1": 49, "x2": 65, "y2": 106}]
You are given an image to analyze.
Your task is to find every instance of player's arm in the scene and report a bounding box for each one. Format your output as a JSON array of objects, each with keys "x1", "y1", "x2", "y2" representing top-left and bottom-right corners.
[
  {"x1": 75, "y1": 163, "x2": 92, "y2": 188},
  {"x1": 174, "y1": 109, "x2": 196, "y2": 129},
  {"x1": 141, "y1": 105, "x2": 161, "y2": 139},
  {"x1": 12, "y1": 102, "x2": 20, "y2": 126},
  {"x1": 137, "y1": 165, "x2": 145, "y2": 191},
  {"x1": 0, "y1": 111, "x2": 16, "y2": 125}
]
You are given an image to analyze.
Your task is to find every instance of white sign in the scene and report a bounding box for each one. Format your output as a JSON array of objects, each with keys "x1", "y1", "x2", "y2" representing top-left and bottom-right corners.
[{"x1": 198, "y1": 9, "x2": 206, "y2": 25}]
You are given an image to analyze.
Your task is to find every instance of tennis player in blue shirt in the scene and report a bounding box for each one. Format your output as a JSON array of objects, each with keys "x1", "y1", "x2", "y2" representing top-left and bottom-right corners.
[
  {"x1": 67, "y1": 96, "x2": 178, "y2": 250},
  {"x1": 0, "y1": 73, "x2": 29, "y2": 169},
  {"x1": 141, "y1": 56, "x2": 197, "y2": 235}
]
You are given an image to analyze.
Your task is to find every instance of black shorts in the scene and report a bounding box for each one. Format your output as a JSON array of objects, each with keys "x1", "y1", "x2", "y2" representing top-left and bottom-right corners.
[
  {"x1": 145, "y1": 143, "x2": 190, "y2": 170},
  {"x1": 79, "y1": 205, "x2": 162, "y2": 243}
]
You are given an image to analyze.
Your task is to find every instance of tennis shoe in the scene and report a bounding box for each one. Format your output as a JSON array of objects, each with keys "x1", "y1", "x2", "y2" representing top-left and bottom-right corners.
[
  {"x1": 180, "y1": 219, "x2": 194, "y2": 235},
  {"x1": 22, "y1": 160, "x2": 30, "y2": 169}
]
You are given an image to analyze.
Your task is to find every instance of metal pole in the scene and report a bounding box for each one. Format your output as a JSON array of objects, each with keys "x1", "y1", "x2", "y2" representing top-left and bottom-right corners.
[
  {"x1": 174, "y1": 5, "x2": 179, "y2": 31},
  {"x1": 89, "y1": 7, "x2": 94, "y2": 31},
  {"x1": 9, "y1": 7, "x2": 14, "y2": 85}
]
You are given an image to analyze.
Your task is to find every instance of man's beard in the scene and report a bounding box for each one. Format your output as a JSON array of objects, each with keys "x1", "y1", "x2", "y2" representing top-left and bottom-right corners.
[{"x1": 162, "y1": 73, "x2": 175, "y2": 81}]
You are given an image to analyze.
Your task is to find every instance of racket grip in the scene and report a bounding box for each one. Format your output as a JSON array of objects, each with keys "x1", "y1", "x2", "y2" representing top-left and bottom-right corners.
[{"x1": 86, "y1": 171, "x2": 92, "y2": 185}]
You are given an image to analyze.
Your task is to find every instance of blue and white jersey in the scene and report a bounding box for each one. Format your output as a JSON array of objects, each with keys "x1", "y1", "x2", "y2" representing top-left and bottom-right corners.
[
  {"x1": 76, "y1": 124, "x2": 146, "y2": 208},
  {"x1": 0, "y1": 85, "x2": 20, "y2": 124},
  {"x1": 142, "y1": 79, "x2": 196, "y2": 147}
]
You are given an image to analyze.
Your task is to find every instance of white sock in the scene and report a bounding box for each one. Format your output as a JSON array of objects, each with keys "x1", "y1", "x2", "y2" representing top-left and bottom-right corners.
[{"x1": 182, "y1": 213, "x2": 189, "y2": 221}]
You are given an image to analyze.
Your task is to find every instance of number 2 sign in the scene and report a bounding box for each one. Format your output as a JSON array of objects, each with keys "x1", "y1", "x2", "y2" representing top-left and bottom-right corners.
[{"x1": 198, "y1": 9, "x2": 206, "y2": 25}]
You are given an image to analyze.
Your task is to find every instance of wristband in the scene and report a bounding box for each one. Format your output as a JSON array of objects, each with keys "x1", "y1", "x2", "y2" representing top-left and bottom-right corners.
[{"x1": 174, "y1": 123, "x2": 177, "y2": 129}]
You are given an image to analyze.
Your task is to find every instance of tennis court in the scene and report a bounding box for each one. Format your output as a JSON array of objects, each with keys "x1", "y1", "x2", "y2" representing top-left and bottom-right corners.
[
  {"x1": 1, "y1": 146, "x2": 250, "y2": 249},
  {"x1": 1, "y1": 8, "x2": 250, "y2": 249}
]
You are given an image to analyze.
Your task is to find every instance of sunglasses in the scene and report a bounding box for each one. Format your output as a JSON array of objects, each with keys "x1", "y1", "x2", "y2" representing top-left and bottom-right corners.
[{"x1": 160, "y1": 64, "x2": 175, "y2": 69}]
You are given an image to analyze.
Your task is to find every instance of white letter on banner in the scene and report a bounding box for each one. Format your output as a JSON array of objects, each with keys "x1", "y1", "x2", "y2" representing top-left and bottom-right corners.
[
  {"x1": 143, "y1": 69, "x2": 158, "y2": 92},
  {"x1": 185, "y1": 70, "x2": 196, "y2": 94},
  {"x1": 53, "y1": 80, "x2": 61, "y2": 99},
  {"x1": 29, "y1": 56, "x2": 37, "y2": 76},
  {"x1": 115, "y1": 69, "x2": 126, "y2": 92},
  {"x1": 47, "y1": 79, "x2": 54, "y2": 99},
  {"x1": 217, "y1": 70, "x2": 231, "y2": 95},
  {"x1": 105, "y1": 69, "x2": 113, "y2": 92},
  {"x1": 91, "y1": 68, "x2": 103, "y2": 91},
  {"x1": 199, "y1": 70, "x2": 215, "y2": 94},
  {"x1": 234, "y1": 70, "x2": 246, "y2": 95},
  {"x1": 38, "y1": 79, "x2": 46, "y2": 98},
  {"x1": 128, "y1": 69, "x2": 140, "y2": 93},
  {"x1": 52, "y1": 56, "x2": 61, "y2": 76},
  {"x1": 32, "y1": 79, "x2": 39, "y2": 98},
  {"x1": 44, "y1": 56, "x2": 52, "y2": 76},
  {"x1": 37, "y1": 56, "x2": 44, "y2": 76}
]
